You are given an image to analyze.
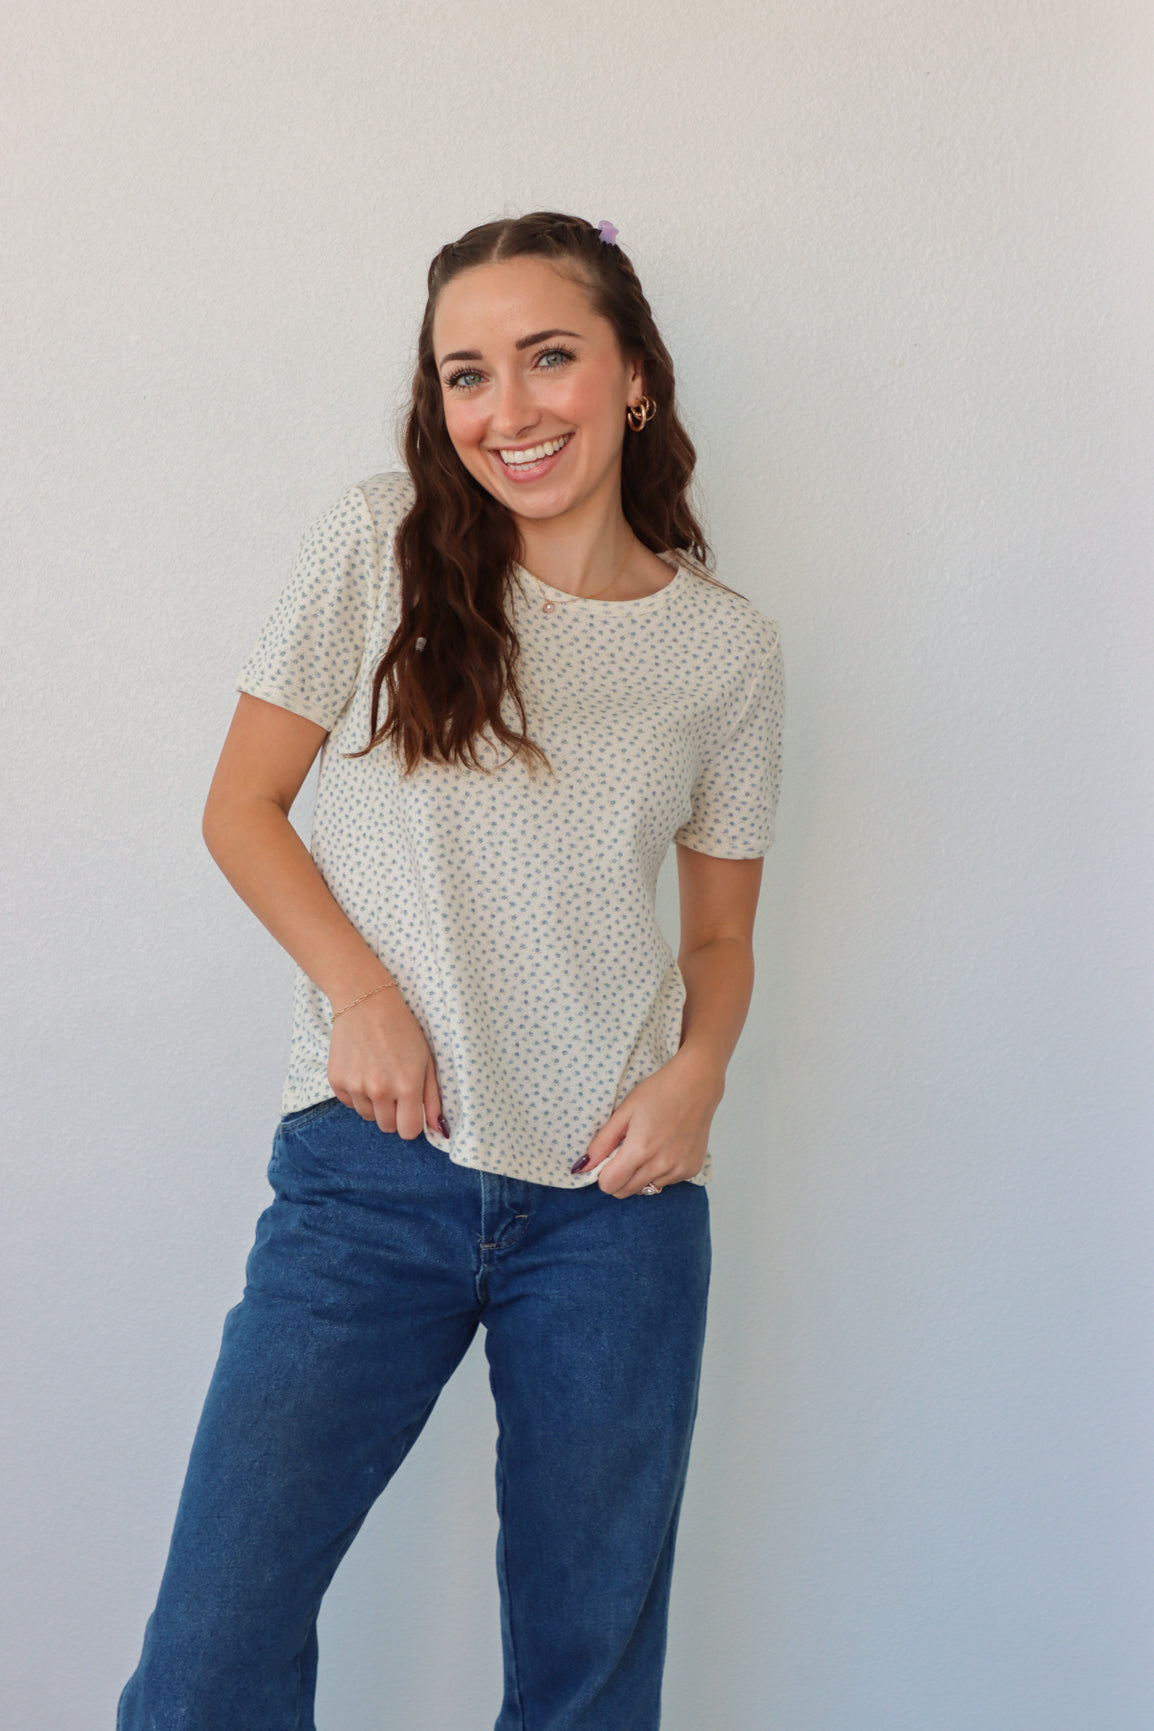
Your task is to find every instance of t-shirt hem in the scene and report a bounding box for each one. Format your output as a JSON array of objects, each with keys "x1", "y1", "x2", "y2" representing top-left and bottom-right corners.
[
  {"x1": 274, "y1": 1089, "x2": 712, "y2": 1189},
  {"x1": 423, "y1": 1130, "x2": 711, "y2": 1188},
  {"x1": 673, "y1": 830, "x2": 776, "y2": 859},
  {"x1": 235, "y1": 679, "x2": 338, "y2": 732}
]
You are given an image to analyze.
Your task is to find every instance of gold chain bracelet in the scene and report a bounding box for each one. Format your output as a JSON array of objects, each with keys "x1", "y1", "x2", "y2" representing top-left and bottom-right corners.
[{"x1": 331, "y1": 978, "x2": 400, "y2": 1020}]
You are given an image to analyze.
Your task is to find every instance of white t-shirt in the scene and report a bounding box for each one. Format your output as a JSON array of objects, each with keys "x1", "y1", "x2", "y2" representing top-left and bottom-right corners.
[{"x1": 237, "y1": 471, "x2": 784, "y2": 1188}]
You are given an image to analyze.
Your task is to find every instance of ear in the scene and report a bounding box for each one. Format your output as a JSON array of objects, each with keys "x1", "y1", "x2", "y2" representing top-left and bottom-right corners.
[{"x1": 625, "y1": 350, "x2": 646, "y2": 402}]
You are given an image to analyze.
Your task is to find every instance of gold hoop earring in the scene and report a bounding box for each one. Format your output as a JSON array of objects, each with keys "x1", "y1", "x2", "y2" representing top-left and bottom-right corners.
[{"x1": 626, "y1": 395, "x2": 657, "y2": 432}]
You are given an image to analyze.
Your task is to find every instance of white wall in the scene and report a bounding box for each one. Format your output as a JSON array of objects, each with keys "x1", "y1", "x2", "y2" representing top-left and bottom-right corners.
[{"x1": 4, "y1": 3, "x2": 1152, "y2": 1726}]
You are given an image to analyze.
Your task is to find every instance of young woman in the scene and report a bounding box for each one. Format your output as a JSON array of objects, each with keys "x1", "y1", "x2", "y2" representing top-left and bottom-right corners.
[{"x1": 118, "y1": 211, "x2": 784, "y2": 1731}]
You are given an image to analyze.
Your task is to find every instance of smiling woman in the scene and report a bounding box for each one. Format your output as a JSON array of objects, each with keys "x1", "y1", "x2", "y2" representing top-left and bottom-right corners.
[
  {"x1": 436, "y1": 272, "x2": 643, "y2": 511},
  {"x1": 117, "y1": 211, "x2": 785, "y2": 1731},
  {"x1": 361, "y1": 212, "x2": 724, "y2": 778}
]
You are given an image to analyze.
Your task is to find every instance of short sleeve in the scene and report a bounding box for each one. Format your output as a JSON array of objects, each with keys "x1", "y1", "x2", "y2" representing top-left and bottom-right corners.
[
  {"x1": 236, "y1": 484, "x2": 380, "y2": 730},
  {"x1": 673, "y1": 627, "x2": 785, "y2": 858}
]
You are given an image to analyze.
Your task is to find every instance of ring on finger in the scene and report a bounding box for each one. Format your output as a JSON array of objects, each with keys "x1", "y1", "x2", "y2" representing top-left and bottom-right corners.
[{"x1": 640, "y1": 1182, "x2": 663, "y2": 1196}]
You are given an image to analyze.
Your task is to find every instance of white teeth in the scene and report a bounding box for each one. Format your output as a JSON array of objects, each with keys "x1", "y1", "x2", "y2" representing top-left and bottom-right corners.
[{"x1": 498, "y1": 434, "x2": 570, "y2": 466}]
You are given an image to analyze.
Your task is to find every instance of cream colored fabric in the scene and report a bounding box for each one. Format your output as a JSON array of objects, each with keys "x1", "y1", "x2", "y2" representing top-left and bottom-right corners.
[{"x1": 238, "y1": 471, "x2": 784, "y2": 1188}]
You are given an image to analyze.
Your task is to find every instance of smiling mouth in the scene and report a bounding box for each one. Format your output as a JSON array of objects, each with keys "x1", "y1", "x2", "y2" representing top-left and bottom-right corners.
[{"x1": 493, "y1": 432, "x2": 573, "y2": 471}]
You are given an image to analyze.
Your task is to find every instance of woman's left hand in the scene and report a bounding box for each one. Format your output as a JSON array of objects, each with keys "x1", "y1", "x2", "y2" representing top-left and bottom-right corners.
[{"x1": 574, "y1": 1048, "x2": 725, "y2": 1197}]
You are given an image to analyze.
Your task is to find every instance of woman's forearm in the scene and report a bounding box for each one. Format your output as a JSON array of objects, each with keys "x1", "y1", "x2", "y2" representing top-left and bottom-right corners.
[
  {"x1": 202, "y1": 795, "x2": 392, "y2": 1008},
  {"x1": 675, "y1": 936, "x2": 755, "y2": 1092}
]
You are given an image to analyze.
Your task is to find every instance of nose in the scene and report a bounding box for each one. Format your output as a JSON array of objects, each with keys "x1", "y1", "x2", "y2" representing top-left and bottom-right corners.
[{"x1": 490, "y1": 368, "x2": 539, "y2": 440}]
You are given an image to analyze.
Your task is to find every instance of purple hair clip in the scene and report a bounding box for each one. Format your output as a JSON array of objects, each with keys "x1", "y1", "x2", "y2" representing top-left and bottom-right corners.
[{"x1": 597, "y1": 219, "x2": 619, "y2": 246}]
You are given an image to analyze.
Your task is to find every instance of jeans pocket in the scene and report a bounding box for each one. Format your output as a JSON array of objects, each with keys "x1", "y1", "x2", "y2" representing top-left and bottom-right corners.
[{"x1": 277, "y1": 1096, "x2": 344, "y2": 1132}]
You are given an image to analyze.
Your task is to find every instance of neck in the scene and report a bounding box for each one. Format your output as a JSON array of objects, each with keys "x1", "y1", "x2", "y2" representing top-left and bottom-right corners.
[{"x1": 512, "y1": 480, "x2": 634, "y2": 598}]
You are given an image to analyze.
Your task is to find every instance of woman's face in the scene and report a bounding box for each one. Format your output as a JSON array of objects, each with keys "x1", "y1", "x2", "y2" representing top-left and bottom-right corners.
[{"x1": 431, "y1": 256, "x2": 644, "y2": 529}]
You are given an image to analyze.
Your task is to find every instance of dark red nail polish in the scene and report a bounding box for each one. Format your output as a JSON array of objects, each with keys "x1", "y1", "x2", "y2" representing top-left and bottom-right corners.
[
  {"x1": 438, "y1": 1114, "x2": 450, "y2": 1137},
  {"x1": 570, "y1": 1154, "x2": 590, "y2": 1173}
]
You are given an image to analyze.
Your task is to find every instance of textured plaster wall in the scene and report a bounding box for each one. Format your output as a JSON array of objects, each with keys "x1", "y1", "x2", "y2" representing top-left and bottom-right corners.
[{"x1": 3, "y1": 3, "x2": 1152, "y2": 1727}]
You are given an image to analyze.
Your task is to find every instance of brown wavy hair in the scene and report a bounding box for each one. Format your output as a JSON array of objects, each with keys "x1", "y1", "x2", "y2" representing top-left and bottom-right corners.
[{"x1": 352, "y1": 211, "x2": 729, "y2": 777}]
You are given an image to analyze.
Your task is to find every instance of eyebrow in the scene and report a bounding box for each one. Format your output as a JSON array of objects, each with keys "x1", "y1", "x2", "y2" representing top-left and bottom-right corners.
[{"x1": 437, "y1": 328, "x2": 585, "y2": 367}]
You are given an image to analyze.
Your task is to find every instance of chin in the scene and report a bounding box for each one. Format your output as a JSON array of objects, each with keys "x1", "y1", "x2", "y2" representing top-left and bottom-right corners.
[{"x1": 480, "y1": 472, "x2": 582, "y2": 520}]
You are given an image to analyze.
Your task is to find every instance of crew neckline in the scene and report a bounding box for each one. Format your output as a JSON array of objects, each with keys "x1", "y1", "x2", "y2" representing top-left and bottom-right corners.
[{"x1": 513, "y1": 552, "x2": 684, "y2": 610}]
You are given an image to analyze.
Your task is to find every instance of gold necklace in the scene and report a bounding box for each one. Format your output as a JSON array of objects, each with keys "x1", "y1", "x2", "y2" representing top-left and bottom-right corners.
[{"x1": 525, "y1": 535, "x2": 636, "y2": 615}]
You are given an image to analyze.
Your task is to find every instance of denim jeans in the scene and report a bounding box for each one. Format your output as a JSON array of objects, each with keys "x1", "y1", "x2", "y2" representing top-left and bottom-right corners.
[{"x1": 118, "y1": 1099, "x2": 711, "y2": 1730}]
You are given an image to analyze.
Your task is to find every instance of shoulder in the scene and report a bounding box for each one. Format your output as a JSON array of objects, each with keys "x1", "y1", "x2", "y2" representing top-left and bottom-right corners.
[
  {"x1": 294, "y1": 472, "x2": 414, "y2": 569},
  {"x1": 355, "y1": 468, "x2": 417, "y2": 541},
  {"x1": 674, "y1": 560, "x2": 781, "y2": 664}
]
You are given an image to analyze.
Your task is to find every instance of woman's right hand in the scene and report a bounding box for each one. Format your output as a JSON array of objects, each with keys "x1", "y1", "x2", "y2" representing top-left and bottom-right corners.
[{"x1": 327, "y1": 984, "x2": 447, "y2": 1141}]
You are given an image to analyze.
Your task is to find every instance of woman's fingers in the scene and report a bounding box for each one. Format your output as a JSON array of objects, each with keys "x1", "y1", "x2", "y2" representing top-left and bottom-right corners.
[
  {"x1": 327, "y1": 1000, "x2": 443, "y2": 1141},
  {"x1": 335, "y1": 1081, "x2": 431, "y2": 1140},
  {"x1": 592, "y1": 1144, "x2": 657, "y2": 1198},
  {"x1": 344, "y1": 1090, "x2": 385, "y2": 1128},
  {"x1": 600, "y1": 1163, "x2": 669, "y2": 1199},
  {"x1": 589, "y1": 1139, "x2": 693, "y2": 1198},
  {"x1": 341, "y1": 1086, "x2": 421, "y2": 1138},
  {"x1": 577, "y1": 1061, "x2": 714, "y2": 1197},
  {"x1": 423, "y1": 1072, "x2": 447, "y2": 1140},
  {"x1": 392, "y1": 1090, "x2": 427, "y2": 1142},
  {"x1": 369, "y1": 1096, "x2": 395, "y2": 1134}
]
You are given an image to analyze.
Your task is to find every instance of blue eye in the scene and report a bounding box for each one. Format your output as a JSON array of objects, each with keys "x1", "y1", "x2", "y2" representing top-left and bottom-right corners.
[
  {"x1": 445, "y1": 368, "x2": 483, "y2": 391},
  {"x1": 537, "y1": 348, "x2": 575, "y2": 370}
]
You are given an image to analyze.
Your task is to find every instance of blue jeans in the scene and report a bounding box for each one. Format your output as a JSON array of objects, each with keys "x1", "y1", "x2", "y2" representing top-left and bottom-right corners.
[{"x1": 118, "y1": 1100, "x2": 711, "y2": 1730}]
